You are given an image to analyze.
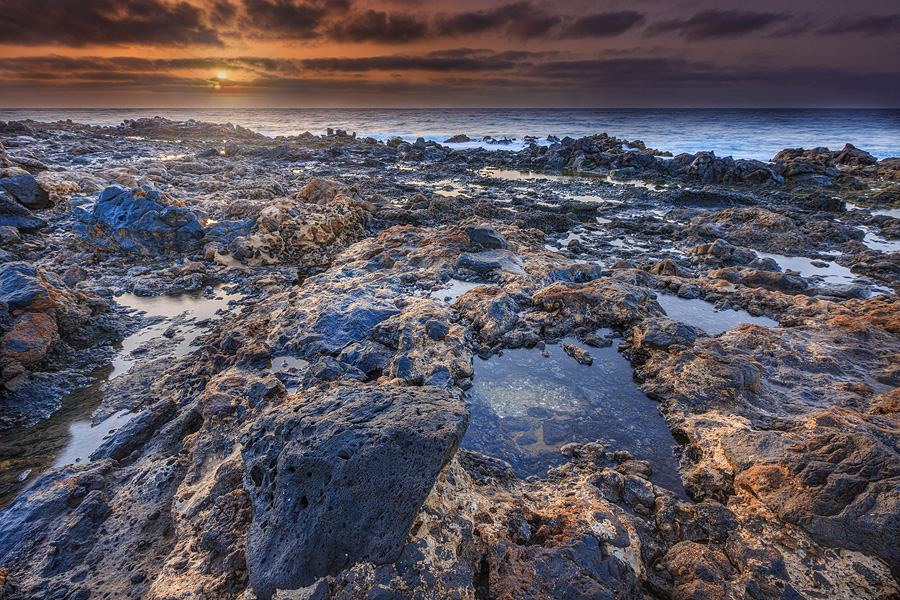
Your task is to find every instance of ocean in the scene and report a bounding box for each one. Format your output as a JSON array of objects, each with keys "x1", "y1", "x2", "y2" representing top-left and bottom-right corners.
[{"x1": 1, "y1": 108, "x2": 898, "y2": 162}]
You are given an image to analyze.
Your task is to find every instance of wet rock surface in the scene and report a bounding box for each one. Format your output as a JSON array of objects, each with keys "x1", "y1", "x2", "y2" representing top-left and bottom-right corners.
[{"x1": 0, "y1": 117, "x2": 898, "y2": 599}]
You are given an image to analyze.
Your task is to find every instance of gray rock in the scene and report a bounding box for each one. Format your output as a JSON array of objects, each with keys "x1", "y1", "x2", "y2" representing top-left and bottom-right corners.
[
  {"x1": 0, "y1": 262, "x2": 49, "y2": 311},
  {"x1": 242, "y1": 384, "x2": 468, "y2": 599},
  {"x1": 457, "y1": 250, "x2": 526, "y2": 275},
  {"x1": 0, "y1": 225, "x2": 19, "y2": 246},
  {"x1": 298, "y1": 295, "x2": 401, "y2": 356},
  {"x1": 337, "y1": 341, "x2": 394, "y2": 376},
  {"x1": 0, "y1": 191, "x2": 46, "y2": 232},
  {"x1": 548, "y1": 263, "x2": 604, "y2": 283},
  {"x1": 425, "y1": 319, "x2": 450, "y2": 340},
  {"x1": 814, "y1": 283, "x2": 868, "y2": 299},
  {"x1": 464, "y1": 226, "x2": 508, "y2": 250},
  {"x1": 563, "y1": 343, "x2": 593, "y2": 365},
  {"x1": 0, "y1": 173, "x2": 50, "y2": 209},
  {"x1": 634, "y1": 317, "x2": 702, "y2": 351},
  {"x1": 82, "y1": 186, "x2": 205, "y2": 254}
]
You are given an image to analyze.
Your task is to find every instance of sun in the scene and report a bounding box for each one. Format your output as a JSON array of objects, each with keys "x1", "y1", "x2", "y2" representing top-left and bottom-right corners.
[{"x1": 218, "y1": 73, "x2": 227, "y2": 79}]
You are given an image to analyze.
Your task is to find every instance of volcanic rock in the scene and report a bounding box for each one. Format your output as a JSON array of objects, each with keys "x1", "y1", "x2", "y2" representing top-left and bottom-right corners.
[{"x1": 241, "y1": 384, "x2": 468, "y2": 599}]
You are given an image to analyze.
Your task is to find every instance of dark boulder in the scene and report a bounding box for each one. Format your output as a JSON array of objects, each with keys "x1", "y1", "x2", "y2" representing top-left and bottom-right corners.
[
  {"x1": 444, "y1": 134, "x2": 472, "y2": 144},
  {"x1": 548, "y1": 263, "x2": 604, "y2": 283},
  {"x1": 242, "y1": 384, "x2": 468, "y2": 599},
  {"x1": 0, "y1": 262, "x2": 49, "y2": 312},
  {"x1": 633, "y1": 317, "x2": 702, "y2": 351},
  {"x1": 79, "y1": 186, "x2": 205, "y2": 254},
  {"x1": 0, "y1": 174, "x2": 50, "y2": 210},
  {"x1": 835, "y1": 143, "x2": 877, "y2": 167},
  {"x1": 298, "y1": 294, "x2": 401, "y2": 356},
  {"x1": 464, "y1": 226, "x2": 508, "y2": 250},
  {"x1": 0, "y1": 191, "x2": 45, "y2": 232},
  {"x1": 457, "y1": 250, "x2": 526, "y2": 275}
]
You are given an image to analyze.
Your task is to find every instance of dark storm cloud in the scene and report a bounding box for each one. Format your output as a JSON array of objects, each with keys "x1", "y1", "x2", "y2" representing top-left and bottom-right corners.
[
  {"x1": 646, "y1": 9, "x2": 787, "y2": 41},
  {"x1": 817, "y1": 14, "x2": 900, "y2": 36},
  {"x1": 0, "y1": 0, "x2": 224, "y2": 47},
  {"x1": 240, "y1": 0, "x2": 350, "y2": 39},
  {"x1": 559, "y1": 11, "x2": 646, "y2": 38},
  {"x1": 326, "y1": 10, "x2": 429, "y2": 43},
  {"x1": 435, "y1": 2, "x2": 562, "y2": 40}
]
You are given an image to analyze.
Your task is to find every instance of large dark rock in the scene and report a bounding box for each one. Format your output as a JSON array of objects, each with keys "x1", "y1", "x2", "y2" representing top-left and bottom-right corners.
[
  {"x1": 633, "y1": 317, "x2": 702, "y2": 351},
  {"x1": 465, "y1": 226, "x2": 508, "y2": 250},
  {"x1": 0, "y1": 262, "x2": 49, "y2": 312},
  {"x1": 0, "y1": 191, "x2": 46, "y2": 232},
  {"x1": 241, "y1": 384, "x2": 468, "y2": 599},
  {"x1": 835, "y1": 143, "x2": 877, "y2": 167},
  {"x1": 79, "y1": 186, "x2": 205, "y2": 254},
  {"x1": 457, "y1": 249, "x2": 526, "y2": 275},
  {"x1": 0, "y1": 173, "x2": 50, "y2": 209}
]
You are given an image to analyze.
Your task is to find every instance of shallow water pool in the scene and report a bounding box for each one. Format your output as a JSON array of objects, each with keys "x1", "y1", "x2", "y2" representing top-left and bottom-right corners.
[
  {"x1": 656, "y1": 294, "x2": 778, "y2": 335},
  {"x1": 464, "y1": 334, "x2": 686, "y2": 497},
  {"x1": 0, "y1": 286, "x2": 245, "y2": 508}
]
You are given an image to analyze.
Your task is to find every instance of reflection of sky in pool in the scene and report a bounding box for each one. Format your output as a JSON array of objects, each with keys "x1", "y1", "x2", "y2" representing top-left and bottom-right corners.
[
  {"x1": 465, "y1": 334, "x2": 686, "y2": 497},
  {"x1": 657, "y1": 294, "x2": 778, "y2": 335}
]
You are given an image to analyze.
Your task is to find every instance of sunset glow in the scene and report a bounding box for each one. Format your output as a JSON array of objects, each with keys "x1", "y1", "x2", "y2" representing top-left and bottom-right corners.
[{"x1": 0, "y1": 0, "x2": 897, "y2": 108}]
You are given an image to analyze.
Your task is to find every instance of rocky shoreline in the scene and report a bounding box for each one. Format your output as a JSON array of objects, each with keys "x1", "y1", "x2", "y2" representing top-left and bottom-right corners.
[{"x1": 0, "y1": 116, "x2": 899, "y2": 599}]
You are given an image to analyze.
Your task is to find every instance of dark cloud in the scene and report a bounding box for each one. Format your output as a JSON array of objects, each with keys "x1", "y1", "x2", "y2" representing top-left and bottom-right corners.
[
  {"x1": 525, "y1": 57, "x2": 900, "y2": 100},
  {"x1": 529, "y1": 57, "x2": 711, "y2": 84},
  {"x1": 0, "y1": 0, "x2": 224, "y2": 47},
  {"x1": 0, "y1": 55, "x2": 297, "y2": 79},
  {"x1": 209, "y1": 0, "x2": 239, "y2": 26},
  {"x1": 240, "y1": 0, "x2": 350, "y2": 38},
  {"x1": 646, "y1": 9, "x2": 787, "y2": 41},
  {"x1": 817, "y1": 14, "x2": 900, "y2": 36},
  {"x1": 327, "y1": 10, "x2": 429, "y2": 43},
  {"x1": 559, "y1": 11, "x2": 646, "y2": 38},
  {"x1": 4, "y1": 53, "x2": 900, "y2": 108},
  {"x1": 299, "y1": 51, "x2": 526, "y2": 72},
  {"x1": 435, "y1": 2, "x2": 562, "y2": 40}
]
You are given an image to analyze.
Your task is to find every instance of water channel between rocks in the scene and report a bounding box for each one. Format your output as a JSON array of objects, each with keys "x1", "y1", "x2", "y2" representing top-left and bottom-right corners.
[
  {"x1": 656, "y1": 294, "x2": 778, "y2": 335},
  {"x1": 463, "y1": 333, "x2": 688, "y2": 498},
  {"x1": 0, "y1": 286, "x2": 244, "y2": 508}
]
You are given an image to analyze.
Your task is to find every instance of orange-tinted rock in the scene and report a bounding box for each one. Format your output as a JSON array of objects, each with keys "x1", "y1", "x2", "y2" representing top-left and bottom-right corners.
[
  {"x1": 1, "y1": 311, "x2": 58, "y2": 369},
  {"x1": 531, "y1": 278, "x2": 664, "y2": 330}
]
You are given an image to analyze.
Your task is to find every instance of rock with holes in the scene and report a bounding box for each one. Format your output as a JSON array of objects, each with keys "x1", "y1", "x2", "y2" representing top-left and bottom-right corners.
[
  {"x1": 241, "y1": 383, "x2": 468, "y2": 600},
  {"x1": 79, "y1": 186, "x2": 205, "y2": 254}
]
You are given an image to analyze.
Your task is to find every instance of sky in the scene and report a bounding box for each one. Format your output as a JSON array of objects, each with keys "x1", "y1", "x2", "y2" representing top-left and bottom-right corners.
[{"x1": 0, "y1": 0, "x2": 898, "y2": 108}]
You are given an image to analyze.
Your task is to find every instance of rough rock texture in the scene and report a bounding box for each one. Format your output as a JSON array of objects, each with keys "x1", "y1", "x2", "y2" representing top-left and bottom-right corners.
[
  {"x1": 1, "y1": 119, "x2": 900, "y2": 600},
  {"x1": 0, "y1": 173, "x2": 50, "y2": 210},
  {"x1": 633, "y1": 317, "x2": 702, "y2": 351},
  {"x1": 288, "y1": 445, "x2": 898, "y2": 600},
  {"x1": 242, "y1": 384, "x2": 468, "y2": 599},
  {"x1": 76, "y1": 186, "x2": 206, "y2": 254},
  {"x1": 212, "y1": 178, "x2": 375, "y2": 268},
  {"x1": 530, "y1": 278, "x2": 665, "y2": 335},
  {"x1": 0, "y1": 262, "x2": 110, "y2": 394},
  {"x1": 0, "y1": 191, "x2": 45, "y2": 232},
  {"x1": 638, "y1": 296, "x2": 900, "y2": 572}
]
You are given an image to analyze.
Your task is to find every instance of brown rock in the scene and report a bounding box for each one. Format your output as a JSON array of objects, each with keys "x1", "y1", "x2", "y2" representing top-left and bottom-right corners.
[{"x1": 1, "y1": 311, "x2": 58, "y2": 369}]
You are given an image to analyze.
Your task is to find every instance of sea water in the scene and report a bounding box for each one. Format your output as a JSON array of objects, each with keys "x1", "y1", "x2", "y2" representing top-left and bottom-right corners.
[{"x1": 2, "y1": 108, "x2": 898, "y2": 161}]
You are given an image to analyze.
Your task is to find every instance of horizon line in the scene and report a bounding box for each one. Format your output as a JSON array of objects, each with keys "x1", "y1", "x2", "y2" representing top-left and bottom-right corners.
[{"x1": 2, "y1": 106, "x2": 900, "y2": 111}]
